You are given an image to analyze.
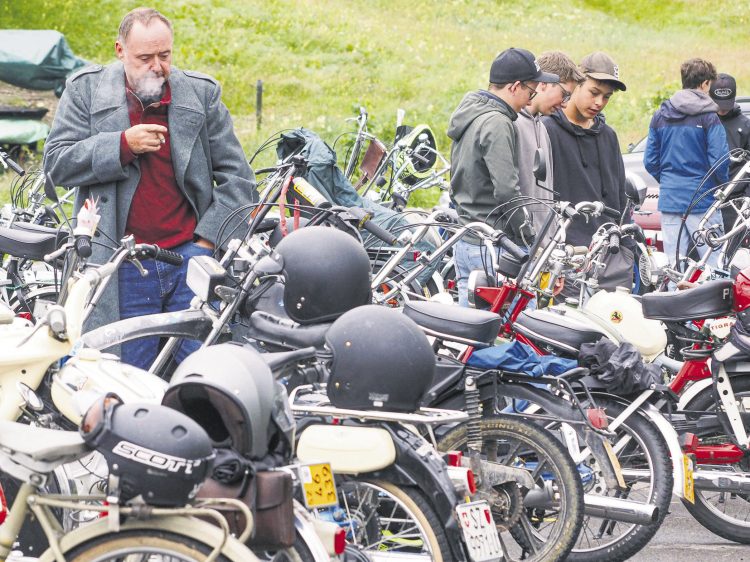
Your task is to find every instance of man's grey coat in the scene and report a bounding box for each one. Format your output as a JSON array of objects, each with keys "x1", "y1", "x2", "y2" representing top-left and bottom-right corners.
[{"x1": 44, "y1": 61, "x2": 257, "y2": 333}]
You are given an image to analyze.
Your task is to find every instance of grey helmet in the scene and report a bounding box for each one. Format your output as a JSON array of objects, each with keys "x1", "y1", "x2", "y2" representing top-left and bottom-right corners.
[{"x1": 163, "y1": 343, "x2": 291, "y2": 460}]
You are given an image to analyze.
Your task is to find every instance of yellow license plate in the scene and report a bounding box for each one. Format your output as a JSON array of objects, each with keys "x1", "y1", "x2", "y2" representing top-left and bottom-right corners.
[
  {"x1": 683, "y1": 454, "x2": 695, "y2": 504},
  {"x1": 603, "y1": 439, "x2": 627, "y2": 489},
  {"x1": 300, "y1": 463, "x2": 338, "y2": 508}
]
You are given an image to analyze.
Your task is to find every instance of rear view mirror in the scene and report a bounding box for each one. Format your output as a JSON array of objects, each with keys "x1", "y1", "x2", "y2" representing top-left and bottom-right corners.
[
  {"x1": 624, "y1": 172, "x2": 647, "y2": 208},
  {"x1": 532, "y1": 148, "x2": 547, "y2": 183}
]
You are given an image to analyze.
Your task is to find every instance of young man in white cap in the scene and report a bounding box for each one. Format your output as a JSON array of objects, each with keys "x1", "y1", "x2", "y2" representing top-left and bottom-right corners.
[
  {"x1": 543, "y1": 51, "x2": 632, "y2": 292},
  {"x1": 448, "y1": 47, "x2": 558, "y2": 306}
]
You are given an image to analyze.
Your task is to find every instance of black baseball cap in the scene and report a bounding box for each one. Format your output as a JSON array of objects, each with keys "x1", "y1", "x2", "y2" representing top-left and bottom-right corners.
[
  {"x1": 710, "y1": 73, "x2": 737, "y2": 111},
  {"x1": 489, "y1": 48, "x2": 559, "y2": 85}
]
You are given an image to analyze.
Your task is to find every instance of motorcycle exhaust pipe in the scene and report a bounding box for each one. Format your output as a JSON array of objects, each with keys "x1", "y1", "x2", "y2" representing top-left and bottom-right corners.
[
  {"x1": 693, "y1": 470, "x2": 750, "y2": 493},
  {"x1": 523, "y1": 487, "x2": 659, "y2": 525}
]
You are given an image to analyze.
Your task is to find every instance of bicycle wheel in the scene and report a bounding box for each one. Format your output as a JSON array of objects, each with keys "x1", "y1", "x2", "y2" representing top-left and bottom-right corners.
[
  {"x1": 681, "y1": 375, "x2": 750, "y2": 543},
  {"x1": 335, "y1": 479, "x2": 451, "y2": 561},
  {"x1": 438, "y1": 415, "x2": 583, "y2": 562},
  {"x1": 566, "y1": 399, "x2": 672, "y2": 562},
  {"x1": 61, "y1": 528, "x2": 242, "y2": 561}
]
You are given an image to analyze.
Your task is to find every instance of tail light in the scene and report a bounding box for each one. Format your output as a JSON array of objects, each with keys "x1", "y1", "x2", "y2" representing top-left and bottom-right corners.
[
  {"x1": 0, "y1": 481, "x2": 7, "y2": 525},
  {"x1": 587, "y1": 407, "x2": 608, "y2": 430},
  {"x1": 447, "y1": 466, "x2": 477, "y2": 496},
  {"x1": 446, "y1": 451, "x2": 463, "y2": 467},
  {"x1": 680, "y1": 432, "x2": 698, "y2": 453},
  {"x1": 334, "y1": 527, "x2": 346, "y2": 555}
]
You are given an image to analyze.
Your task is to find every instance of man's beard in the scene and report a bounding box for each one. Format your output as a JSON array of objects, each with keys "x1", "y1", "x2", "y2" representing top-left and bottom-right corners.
[{"x1": 132, "y1": 70, "x2": 166, "y2": 105}]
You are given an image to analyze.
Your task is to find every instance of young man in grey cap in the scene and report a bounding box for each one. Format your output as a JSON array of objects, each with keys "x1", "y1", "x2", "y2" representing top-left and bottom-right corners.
[
  {"x1": 448, "y1": 47, "x2": 558, "y2": 306},
  {"x1": 543, "y1": 51, "x2": 632, "y2": 293},
  {"x1": 644, "y1": 58, "x2": 728, "y2": 268},
  {"x1": 710, "y1": 73, "x2": 750, "y2": 235}
]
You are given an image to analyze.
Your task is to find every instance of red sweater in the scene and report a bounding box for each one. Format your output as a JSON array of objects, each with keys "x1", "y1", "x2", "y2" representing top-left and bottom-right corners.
[{"x1": 120, "y1": 83, "x2": 196, "y2": 248}]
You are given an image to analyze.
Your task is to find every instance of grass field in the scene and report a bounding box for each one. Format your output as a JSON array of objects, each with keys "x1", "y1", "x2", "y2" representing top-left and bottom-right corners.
[{"x1": 2, "y1": 0, "x2": 750, "y2": 206}]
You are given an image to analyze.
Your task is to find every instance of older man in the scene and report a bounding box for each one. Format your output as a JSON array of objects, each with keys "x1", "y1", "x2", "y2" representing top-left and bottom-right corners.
[{"x1": 44, "y1": 7, "x2": 257, "y2": 369}]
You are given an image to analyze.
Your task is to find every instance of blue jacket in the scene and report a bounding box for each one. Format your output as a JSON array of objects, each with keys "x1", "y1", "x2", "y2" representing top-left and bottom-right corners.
[{"x1": 644, "y1": 89, "x2": 729, "y2": 214}]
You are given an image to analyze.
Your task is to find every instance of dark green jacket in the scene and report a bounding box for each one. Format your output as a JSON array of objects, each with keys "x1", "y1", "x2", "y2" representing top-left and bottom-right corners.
[{"x1": 448, "y1": 91, "x2": 529, "y2": 244}]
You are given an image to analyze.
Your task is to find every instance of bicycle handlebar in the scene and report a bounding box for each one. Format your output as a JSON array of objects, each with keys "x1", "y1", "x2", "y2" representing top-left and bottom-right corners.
[
  {"x1": 0, "y1": 150, "x2": 25, "y2": 176},
  {"x1": 138, "y1": 244, "x2": 184, "y2": 266},
  {"x1": 347, "y1": 206, "x2": 399, "y2": 245},
  {"x1": 495, "y1": 232, "x2": 528, "y2": 262},
  {"x1": 607, "y1": 230, "x2": 621, "y2": 254}
]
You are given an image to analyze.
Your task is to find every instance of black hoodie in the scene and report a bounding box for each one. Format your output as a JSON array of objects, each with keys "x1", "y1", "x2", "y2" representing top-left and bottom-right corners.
[
  {"x1": 719, "y1": 104, "x2": 750, "y2": 181},
  {"x1": 542, "y1": 110, "x2": 626, "y2": 245}
]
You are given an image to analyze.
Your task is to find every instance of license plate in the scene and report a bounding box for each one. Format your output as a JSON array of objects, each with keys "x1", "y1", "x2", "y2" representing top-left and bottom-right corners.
[
  {"x1": 299, "y1": 463, "x2": 337, "y2": 508},
  {"x1": 456, "y1": 500, "x2": 503, "y2": 562},
  {"x1": 683, "y1": 454, "x2": 695, "y2": 504},
  {"x1": 603, "y1": 439, "x2": 627, "y2": 489}
]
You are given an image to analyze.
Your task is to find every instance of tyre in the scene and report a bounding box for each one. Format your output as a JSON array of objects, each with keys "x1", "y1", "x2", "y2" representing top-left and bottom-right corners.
[
  {"x1": 681, "y1": 374, "x2": 750, "y2": 543},
  {"x1": 335, "y1": 479, "x2": 451, "y2": 561},
  {"x1": 61, "y1": 528, "x2": 242, "y2": 561},
  {"x1": 565, "y1": 399, "x2": 673, "y2": 562},
  {"x1": 438, "y1": 415, "x2": 583, "y2": 562}
]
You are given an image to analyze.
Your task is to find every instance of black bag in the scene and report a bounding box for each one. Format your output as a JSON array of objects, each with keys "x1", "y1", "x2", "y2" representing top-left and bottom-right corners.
[{"x1": 579, "y1": 339, "x2": 662, "y2": 395}]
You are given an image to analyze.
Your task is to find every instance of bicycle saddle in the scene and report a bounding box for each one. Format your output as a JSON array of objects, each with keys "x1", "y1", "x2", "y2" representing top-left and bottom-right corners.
[
  {"x1": 642, "y1": 279, "x2": 734, "y2": 322},
  {"x1": 403, "y1": 300, "x2": 501, "y2": 348},
  {"x1": 248, "y1": 310, "x2": 331, "y2": 350}
]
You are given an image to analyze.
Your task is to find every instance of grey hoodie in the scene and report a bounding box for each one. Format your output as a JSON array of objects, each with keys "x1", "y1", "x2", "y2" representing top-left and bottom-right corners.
[
  {"x1": 448, "y1": 91, "x2": 530, "y2": 244},
  {"x1": 515, "y1": 108, "x2": 554, "y2": 235}
]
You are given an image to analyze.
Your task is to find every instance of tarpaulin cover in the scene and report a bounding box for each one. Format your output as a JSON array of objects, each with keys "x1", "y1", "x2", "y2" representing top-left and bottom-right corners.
[
  {"x1": 579, "y1": 339, "x2": 662, "y2": 395},
  {"x1": 0, "y1": 30, "x2": 88, "y2": 96},
  {"x1": 467, "y1": 340, "x2": 577, "y2": 377},
  {"x1": 0, "y1": 118, "x2": 49, "y2": 144}
]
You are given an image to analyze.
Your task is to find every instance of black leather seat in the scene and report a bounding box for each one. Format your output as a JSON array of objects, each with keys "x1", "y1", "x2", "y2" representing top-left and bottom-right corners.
[
  {"x1": 249, "y1": 311, "x2": 331, "y2": 349},
  {"x1": 0, "y1": 225, "x2": 61, "y2": 261},
  {"x1": 11, "y1": 222, "x2": 68, "y2": 249},
  {"x1": 513, "y1": 308, "x2": 605, "y2": 355},
  {"x1": 403, "y1": 301, "x2": 501, "y2": 347},
  {"x1": 641, "y1": 279, "x2": 734, "y2": 321}
]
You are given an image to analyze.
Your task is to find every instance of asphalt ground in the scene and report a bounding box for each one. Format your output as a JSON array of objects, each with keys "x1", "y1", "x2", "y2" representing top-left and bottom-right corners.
[{"x1": 630, "y1": 497, "x2": 749, "y2": 561}]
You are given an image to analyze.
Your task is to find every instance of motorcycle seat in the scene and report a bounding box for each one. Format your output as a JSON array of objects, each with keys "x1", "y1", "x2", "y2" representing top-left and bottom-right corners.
[
  {"x1": 0, "y1": 420, "x2": 89, "y2": 475},
  {"x1": 513, "y1": 308, "x2": 605, "y2": 355},
  {"x1": 11, "y1": 221, "x2": 69, "y2": 248},
  {"x1": 0, "y1": 225, "x2": 61, "y2": 261},
  {"x1": 642, "y1": 279, "x2": 734, "y2": 321},
  {"x1": 403, "y1": 301, "x2": 501, "y2": 348},
  {"x1": 249, "y1": 310, "x2": 330, "y2": 350}
]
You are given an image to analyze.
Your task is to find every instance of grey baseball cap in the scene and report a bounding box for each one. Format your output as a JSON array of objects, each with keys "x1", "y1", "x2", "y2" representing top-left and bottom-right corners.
[{"x1": 580, "y1": 51, "x2": 626, "y2": 91}]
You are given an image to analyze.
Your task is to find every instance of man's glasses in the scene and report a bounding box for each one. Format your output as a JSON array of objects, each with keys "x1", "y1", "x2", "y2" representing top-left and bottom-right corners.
[
  {"x1": 518, "y1": 82, "x2": 538, "y2": 100},
  {"x1": 556, "y1": 83, "x2": 572, "y2": 102}
]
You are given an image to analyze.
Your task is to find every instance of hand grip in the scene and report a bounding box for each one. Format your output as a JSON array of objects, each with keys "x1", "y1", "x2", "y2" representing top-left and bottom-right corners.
[
  {"x1": 75, "y1": 235, "x2": 92, "y2": 258},
  {"x1": 363, "y1": 218, "x2": 399, "y2": 246},
  {"x1": 154, "y1": 248, "x2": 184, "y2": 266},
  {"x1": 603, "y1": 206, "x2": 621, "y2": 220},
  {"x1": 608, "y1": 231, "x2": 621, "y2": 255},
  {"x1": 497, "y1": 233, "x2": 528, "y2": 262},
  {"x1": 6, "y1": 157, "x2": 25, "y2": 176}
]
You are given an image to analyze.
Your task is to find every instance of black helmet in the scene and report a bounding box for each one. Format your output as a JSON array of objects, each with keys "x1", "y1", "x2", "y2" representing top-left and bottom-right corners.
[
  {"x1": 80, "y1": 395, "x2": 214, "y2": 507},
  {"x1": 273, "y1": 226, "x2": 372, "y2": 325},
  {"x1": 163, "y1": 343, "x2": 295, "y2": 460},
  {"x1": 325, "y1": 305, "x2": 435, "y2": 412}
]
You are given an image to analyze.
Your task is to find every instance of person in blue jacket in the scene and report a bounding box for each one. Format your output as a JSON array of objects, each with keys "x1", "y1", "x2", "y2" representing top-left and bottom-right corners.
[{"x1": 644, "y1": 58, "x2": 729, "y2": 268}]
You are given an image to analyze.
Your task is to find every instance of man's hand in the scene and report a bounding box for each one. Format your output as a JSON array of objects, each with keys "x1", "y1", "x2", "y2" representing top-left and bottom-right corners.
[
  {"x1": 194, "y1": 237, "x2": 215, "y2": 250},
  {"x1": 125, "y1": 124, "x2": 168, "y2": 154}
]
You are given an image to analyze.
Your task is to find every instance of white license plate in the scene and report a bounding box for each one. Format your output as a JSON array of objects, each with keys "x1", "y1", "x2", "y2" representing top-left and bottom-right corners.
[{"x1": 456, "y1": 500, "x2": 503, "y2": 562}]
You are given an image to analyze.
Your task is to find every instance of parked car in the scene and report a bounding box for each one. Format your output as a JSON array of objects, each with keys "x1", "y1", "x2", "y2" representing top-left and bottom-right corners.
[{"x1": 623, "y1": 96, "x2": 750, "y2": 249}]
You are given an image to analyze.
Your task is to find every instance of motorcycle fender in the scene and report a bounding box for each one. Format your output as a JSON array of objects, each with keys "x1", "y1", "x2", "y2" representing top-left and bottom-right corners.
[
  {"x1": 597, "y1": 395, "x2": 687, "y2": 499},
  {"x1": 293, "y1": 501, "x2": 335, "y2": 560},
  {"x1": 678, "y1": 378, "x2": 713, "y2": 410},
  {"x1": 38, "y1": 515, "x2": 257, "y2": 562},
  {"x1": 297, "y1": 424, "x2": 396, "y2": 474}
]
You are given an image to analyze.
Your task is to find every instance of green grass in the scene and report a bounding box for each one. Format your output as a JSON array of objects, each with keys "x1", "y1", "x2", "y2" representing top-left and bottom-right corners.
[{"x1": 3, "y1": 0, "x2": 750, "y2": 207}]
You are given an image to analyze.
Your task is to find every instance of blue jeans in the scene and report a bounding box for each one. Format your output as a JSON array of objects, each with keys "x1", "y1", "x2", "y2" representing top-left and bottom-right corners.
[
  {"x1": 661, "y1": 212, "x2": 722, "y2": 269},
  {"x1": 454, "y1": 239, "x2": 498, "y2": 307},
  {"x1": 118, "y1": 240, "x2": 212, "y2": 370}
]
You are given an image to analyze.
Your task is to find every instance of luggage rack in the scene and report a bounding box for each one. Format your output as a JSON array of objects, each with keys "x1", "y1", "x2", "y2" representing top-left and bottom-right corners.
[{"x1": 288, "y1": 384, "x2": 469, "y2": 425}]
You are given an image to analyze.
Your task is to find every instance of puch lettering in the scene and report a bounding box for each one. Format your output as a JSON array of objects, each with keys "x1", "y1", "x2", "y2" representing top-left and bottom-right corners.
[{"x1": 112, "y1": 440, "x2": 199, "y2": 474}]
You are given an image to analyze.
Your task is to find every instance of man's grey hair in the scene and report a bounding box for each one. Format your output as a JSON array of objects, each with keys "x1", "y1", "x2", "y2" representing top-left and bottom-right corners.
[{"x1": 118, "y1": 7, "x2": 172, "y2": 43}]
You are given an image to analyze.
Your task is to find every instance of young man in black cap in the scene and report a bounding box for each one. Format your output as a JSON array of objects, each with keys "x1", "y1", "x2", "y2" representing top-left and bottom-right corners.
[
  {"x1": 448, "y1": 47, "x2": 558, "y2": 306},
  {"x1": 710, "y1": 73, "x2": 750, "y2": 234},
  {"x1": 543, "y1": 51, "x2": 632, "y2": 293}
]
